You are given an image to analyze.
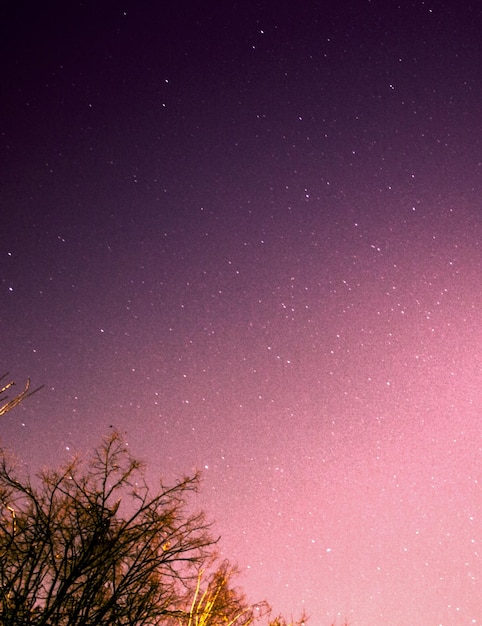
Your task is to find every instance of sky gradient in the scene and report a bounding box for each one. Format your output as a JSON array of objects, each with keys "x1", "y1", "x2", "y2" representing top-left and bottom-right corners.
[{"x1": 2, "y1": 1, "x2": 482, "y2": 624}]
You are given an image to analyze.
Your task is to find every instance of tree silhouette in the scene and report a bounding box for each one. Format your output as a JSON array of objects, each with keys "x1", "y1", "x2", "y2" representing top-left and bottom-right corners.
[
  {"x1": 0, "y1": 377, "x2": 313, "y2": 625},
  {"x1": 0, "y1": 431, "x2": 214, "y2": 625}
]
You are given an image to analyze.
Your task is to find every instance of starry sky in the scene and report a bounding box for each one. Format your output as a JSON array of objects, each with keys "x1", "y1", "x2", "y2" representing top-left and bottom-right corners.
[{"x1": 2, "y1": 1, "x2": 482, "y2": 624}]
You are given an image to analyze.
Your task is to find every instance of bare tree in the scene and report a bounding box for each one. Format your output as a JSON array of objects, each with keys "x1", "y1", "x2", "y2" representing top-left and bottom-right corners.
[
  {"x1": 0, "y1": 374, "x2": 43, "y2": 417},
  {"x1": 0, "y1": 431, "x2": 215, "y2": 625},
  {"x1": 0, "y1": 419, "x2": 313, "y2": 625}
]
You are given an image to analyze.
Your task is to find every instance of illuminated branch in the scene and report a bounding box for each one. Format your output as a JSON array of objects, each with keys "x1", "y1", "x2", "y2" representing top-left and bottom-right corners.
[{"x1": 0, "y1": 374, "x2": 44, "y2": 417}]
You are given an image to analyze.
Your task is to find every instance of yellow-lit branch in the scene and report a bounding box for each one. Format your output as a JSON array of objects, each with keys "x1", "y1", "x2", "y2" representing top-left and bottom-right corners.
[{"x1": 0, "y1": 374, "x2": 44, "y2": 417}]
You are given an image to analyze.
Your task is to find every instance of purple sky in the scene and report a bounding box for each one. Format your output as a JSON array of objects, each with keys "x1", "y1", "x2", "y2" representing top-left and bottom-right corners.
[{"x1": 2, "y1": 1, "x2": 482, "y2": 623}]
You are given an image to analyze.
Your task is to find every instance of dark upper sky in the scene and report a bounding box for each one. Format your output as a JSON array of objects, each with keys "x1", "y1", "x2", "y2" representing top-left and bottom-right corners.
[{"x1": 2, "y1": 1, "x2": 482, "y2": 624}]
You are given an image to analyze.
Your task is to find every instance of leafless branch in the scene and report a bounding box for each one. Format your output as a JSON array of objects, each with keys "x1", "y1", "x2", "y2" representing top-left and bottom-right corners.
[{"x1": 0, "y1": 374, "x2": 44, "y2": 417}]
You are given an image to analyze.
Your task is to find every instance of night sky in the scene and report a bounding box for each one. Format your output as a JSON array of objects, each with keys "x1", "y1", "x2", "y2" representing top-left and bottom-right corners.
[{"x1": 2, "y1": 1, "x2": 482, "y2": 624}]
